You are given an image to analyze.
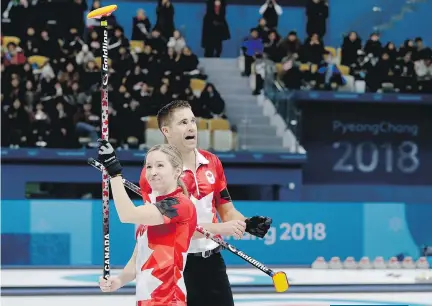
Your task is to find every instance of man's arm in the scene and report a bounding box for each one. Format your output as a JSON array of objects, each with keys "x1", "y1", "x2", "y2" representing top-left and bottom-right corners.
[
  {"x1": 216, "y1": 201, "x2": 246, "y2": 222},
  {"x1": 213, "y1": 155, "x2": 272, "y2": 239}
]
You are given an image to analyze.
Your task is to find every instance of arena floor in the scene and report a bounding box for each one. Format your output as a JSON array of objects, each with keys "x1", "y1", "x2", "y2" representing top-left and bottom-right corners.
[
  {"x1": 3, "y1": 293, "x2": 432, "y2": 306},
  {"x1": 2, "y1": 268, "x2": 432, "y2": 306}
]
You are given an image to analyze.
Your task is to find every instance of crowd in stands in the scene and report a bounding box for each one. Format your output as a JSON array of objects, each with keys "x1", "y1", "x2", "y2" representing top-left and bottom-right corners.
[
  {"x1": 1, "y1": 0, "x2": 227, "y2": 149},
  {"x1": 243, "y1": 0, "x2": 432, "y2": 94}
]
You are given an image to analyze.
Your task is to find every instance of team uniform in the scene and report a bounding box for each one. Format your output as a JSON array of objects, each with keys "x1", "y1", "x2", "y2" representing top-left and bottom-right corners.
[
  {"x1": 134, "y1": 187, "x2": 197, "y2": 306},
  {"x1": 139, "y1": 149, "x2": 235, "y2": 306}
]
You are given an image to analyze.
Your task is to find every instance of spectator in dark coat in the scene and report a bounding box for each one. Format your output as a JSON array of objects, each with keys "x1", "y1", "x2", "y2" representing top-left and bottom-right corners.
[
  {"x1": 131, "y1": 9, "x2": 151, "y2": 41},
  {"x1": 201, "y1": 0, "x2": 230, "y2": 57},
  {"x1": 341, "y1": 31, "x2": 362, "y2": 67},
  {"x1": 154, "y1": 0, "x2": 175, "y2": 40},
  {"x1": 306, "y1": 0, "x2": 328, "y2": 38}
]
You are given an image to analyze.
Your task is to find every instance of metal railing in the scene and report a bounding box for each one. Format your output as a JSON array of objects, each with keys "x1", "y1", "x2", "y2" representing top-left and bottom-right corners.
[{"x1": 262, "y1": 63, "x2": 303, "y2": 152}]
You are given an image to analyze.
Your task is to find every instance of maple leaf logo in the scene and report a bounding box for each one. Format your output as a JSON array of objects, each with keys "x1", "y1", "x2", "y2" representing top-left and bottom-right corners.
[{"x1": 155, "y1": 197, "x2": 179, "y2": 219}]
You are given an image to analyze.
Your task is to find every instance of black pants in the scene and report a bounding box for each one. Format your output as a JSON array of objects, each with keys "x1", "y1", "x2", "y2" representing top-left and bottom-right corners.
[
  {"x1": 204, "y1": 40, "x2": 223, "y2": 58},
  {"x1": 243, "y1": 54, "x2": 254, "y2": 76},
  {"x1": 184, "y1": 252, "x2": 234, "y2": 306}
]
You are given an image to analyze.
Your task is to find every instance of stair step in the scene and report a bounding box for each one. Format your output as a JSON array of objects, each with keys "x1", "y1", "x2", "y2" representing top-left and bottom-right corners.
[
  {"x1": 216, "y1": 88, "x2": 251, "y2": 95},
  {"x1": 221, "y1": 101, "x2": 256, "y2": 107},
  {"x1": 211, "y1": 79, "x2": 250, "y2": 87},
  {"x1": 198, "y1": 58, "x2": 284, "y2": 148},
  {"x1": 228, "y1": 112, "x2": 266, "y2": 117},
  {"x1": 203, "y1": 66, "x2": 240, "y2": 71},
  {"x1": 224, "y1": 100, "x2": 257, "y2": 105},
  {"x1": 236, "y1": 125, "x2": 276, "y2": 135},
  {"x1": 230, "y1": 116, "x2": 270, "y2": 125},
  {"x1": 226, "y1": 104, "x2": 261, "y2": 110},
  {"x1": 238, "y1": 136, "x2": 282, "y2": 146}
]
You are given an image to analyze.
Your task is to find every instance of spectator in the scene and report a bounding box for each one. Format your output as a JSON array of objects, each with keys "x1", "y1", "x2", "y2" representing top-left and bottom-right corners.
[
  {"x1": 364, "y1": 33, "x2": 382, "y2": 58},
  {"x1": 37, "y1": 29, "x2": 61, "y2": 60},
  {"x1": 30, "y1": 102, "x2": 50, "y2": 148},
  {"x1": 64, "y1": 0, "x2": 88, "y2": 36},
  {"x1": 108, "y1": 26, "x2": 129, "y2": 61},
  {"x1": 4, "y1": 75, "x2": 21, "y2": 103},
  {"x1": 131, "y1": 8, "x2": 151, "y2": 41},
  {"x1": 20, "y1": 27, "x2": 39, "y2": 57},
  {"x1": 126, "y1": 65, "x2": 147, "y2": 93},
  {"x1": 3, "y1": 43, "x2": 26, "y2": 67},
  {"x1": 63, "y1": 28, "x2": 85, "y2": 58},
  {"x1": 148, "y1": 29, "x2": 167, "y2": 55},
  {"x1": 162, "y1": 47, "x2": 179, "y2": 76},
  {"x1": 280, "y1": 55, "x2": 303, "y2": 90},
  {"x1": 383, "y1": 42, "x2": 398, "y2": 65},
  {"x1": 135, "y1": 83, "x2": 157, "y2": 116},
  {"x1": 393, "y1": 52, "x2": 416, "y2": 92},
  {"x1": 178, "y1": 46, "x2": 200, "y2": 77},
  {"x1": 398, "y1": 39, "x2": 416, "y2": 57},
  {"x1": 1, "y1": 0, "x2": 222, "y2": 150},
  {"x1": 316, "y1": 52, "x2": 346, "y2": 90},
  {"x1": 48, "y1": 101, "x2": 77, "y2": 148},
  {"x1": 255, "y1": 18, "x2": 270, "y2": 42},
  {"x1": 21, "y1": 62, "x2": 36, "y2": 84},
  {"x1": 154, "y1": 0, "x2": 175, "y2": 40},
  {"x1": 63, "y1": 81, "x2": 90, "y2": 106},
  {"x1": 253, "y1": 53, "x2": 275, "y2": 95},
  {"x1": 259, "y1": 0, "x2": 283, "y2": 30},
  {"x1": 341, "y1": 31, "x2": 362, "y2": 67},
  {"x1": 300, "y1": 33, "x2": 325, "y2": 64},
  {"x1": 112, "y1": 46, "x2": 135, "y2": 80},
  {"x1": 277, "y1": 31, "x2": 302, "y2": 59},
  {"x1": 39, "y1": 63, "x2": 59, "y2": 98},
  {"x1": 167, "y1": 30, "x2": 186, "y2": 54},
  {"x1": 306, "y1": 0, "x2": 328, "y2": 38},
  {"x1": 22, "y1": 80, "x2": 38, "y2": 110},
  {"x1": 264, "y1": 31, "x2": 283, "y2": 62},
  {"x1": 81, "y1": 60, "x2": 99, "y2": 91},
  {"x1": 113, "y1": 84, "x2": 132, "y2": 112},
  {"x1": 413, "y1": 37, "x2": 431, "y2": 61},
  {"x1": 415, "y1": 57, "x2": 432, "y2": 93},
  {"x1": 198, "y1": 83, "x2": 226, "y2": 118},
  {"x1": 75, "y1": 44, "x2": 95, "y2": 66},
  {"x1": 86, "y1": 0, "x2": 102, "y2": 29},
  {"x1": 73, "y1": 103, "x2": 99, "y2": 146},
  {"x1": 87, "y1": 30, "x2": 101, "y2": 55},
  {"x1": 58, "y1": 61, "x2": 80, "y2": 90},
  {"x1": 367, "y1": 52, "x2": 393, "y2": 92},
  {"x1": 121, "y1": 100, "x2": 146, "y2": 147},
  {"x1": 201, "y1": 0, "x2": 231, "y2": 58},
  {"x1": 5, "y1": 99, "x2": 31, "y2": 148},
  {"x1": 152, "y1": 83, "x2": 172, "y2": 108},
  {"x1": 241, "y1": 28, "x2": 264, "y2": 76}
]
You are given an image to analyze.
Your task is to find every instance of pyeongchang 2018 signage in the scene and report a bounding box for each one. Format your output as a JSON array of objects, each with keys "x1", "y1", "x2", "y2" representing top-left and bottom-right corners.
[{"x1": 299, "y1": 100, "x2": 432, "y2": 186}]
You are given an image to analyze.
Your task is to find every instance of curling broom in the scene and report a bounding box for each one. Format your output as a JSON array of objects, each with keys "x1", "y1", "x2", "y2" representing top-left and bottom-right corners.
[{"x1": 86, "y1": 4, "x2": 118, "y2": 280}]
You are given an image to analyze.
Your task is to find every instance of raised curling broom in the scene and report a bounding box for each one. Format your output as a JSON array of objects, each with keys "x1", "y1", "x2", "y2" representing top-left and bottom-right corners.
[
  {"x1": 87, "y1": 4, "x2": 118, "y2": 281},
  {"x1": 87, "y1": 157, "x2": 290, "y2": 293}
]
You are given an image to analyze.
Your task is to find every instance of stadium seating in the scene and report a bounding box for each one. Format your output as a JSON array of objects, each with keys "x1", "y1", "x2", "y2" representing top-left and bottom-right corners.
[
  {"x1": 27, "y1": 55, "x2": 49, "y2": 68},
  {"x1": 1, "y1": 1, "x2": 235, "y2": 151},
  {"x1": 2, "y1": 35, "x2": 20, "y2": 47},
  {"x1": 239, "y1": 26, "x2": 431, "y2": 95}
]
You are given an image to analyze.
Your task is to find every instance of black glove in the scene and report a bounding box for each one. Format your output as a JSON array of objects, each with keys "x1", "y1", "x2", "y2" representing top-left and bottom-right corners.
[
  {"x1": 97, "y1": 139, "x2": 122, "y2": 177},
  {"x1": 245, "y1": 216, "x2": 272, "y2": 238}
]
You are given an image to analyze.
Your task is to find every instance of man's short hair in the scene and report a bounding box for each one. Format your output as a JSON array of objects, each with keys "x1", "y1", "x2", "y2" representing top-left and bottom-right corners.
[{"x1": 157, "y1": 100, "x2": 191, "y2": 130}]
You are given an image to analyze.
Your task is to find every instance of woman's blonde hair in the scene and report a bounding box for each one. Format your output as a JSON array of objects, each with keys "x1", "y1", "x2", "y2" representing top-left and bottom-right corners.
[{"x1": 146, "y1": 144, "x2": 188, "y2": 196}]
